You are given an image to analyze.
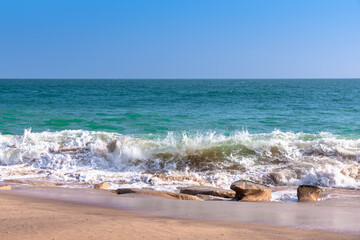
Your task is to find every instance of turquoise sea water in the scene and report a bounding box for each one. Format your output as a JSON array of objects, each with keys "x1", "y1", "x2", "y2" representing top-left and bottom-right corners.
[
  {"x1": 1, "y1": 79, "x2": 360, "y2": 136},
  {"x1": 0, "y1": 79, "x2": 359, "y2": 190}
]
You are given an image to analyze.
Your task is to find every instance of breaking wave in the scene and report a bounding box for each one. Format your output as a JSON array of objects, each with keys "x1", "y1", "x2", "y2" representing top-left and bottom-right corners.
[{"x1": 0, "y1": 129, "x2": 359, "y2": 191}]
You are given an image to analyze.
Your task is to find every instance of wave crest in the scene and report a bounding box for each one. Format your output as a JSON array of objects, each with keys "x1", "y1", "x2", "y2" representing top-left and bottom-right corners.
[{"x1": 0, "y1": 129, "x2": 359, "y2": 189}]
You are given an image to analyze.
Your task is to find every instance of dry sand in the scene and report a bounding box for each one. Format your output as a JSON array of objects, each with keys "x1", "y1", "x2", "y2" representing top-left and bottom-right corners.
[{"x1": 0, "y1": 185, "x2": 359, "y2": 240}]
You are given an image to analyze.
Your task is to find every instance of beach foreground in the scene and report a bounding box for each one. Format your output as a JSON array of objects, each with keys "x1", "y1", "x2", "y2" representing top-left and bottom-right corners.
[{"x1": 0, "y1": 185, "x2": 359, "y2": 240}]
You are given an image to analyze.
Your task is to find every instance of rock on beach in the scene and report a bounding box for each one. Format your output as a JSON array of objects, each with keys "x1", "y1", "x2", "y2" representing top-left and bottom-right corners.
[
  {"x1": 94, "y1": 182, "x2": 111, "y2": 190},
  {"x1": 0, "y1": 185, "x2": 11, "y2": 190},
  {"x1": 116, "y1": 188, "x2": 203, "y2": 201},
  {"x1": 179, "y1": 186, "x2": 235, "y2": 198},
  {"x1": 297, "y1": 185, "x2": 323, "y2": 202},
  {"x1": 230, "y1": 180, "x2": 272, "y2": 201}
]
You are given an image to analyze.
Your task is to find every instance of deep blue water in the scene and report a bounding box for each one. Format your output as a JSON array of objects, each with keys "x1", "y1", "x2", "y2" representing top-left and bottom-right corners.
[{"x1": 1, "y1": 79, "x2": 360, "y2": 136}]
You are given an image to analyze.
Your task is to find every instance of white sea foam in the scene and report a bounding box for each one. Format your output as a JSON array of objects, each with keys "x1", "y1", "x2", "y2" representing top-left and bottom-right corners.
[
  {"x1": 0, "y1": 129, "x2": 359, "y2": 191},
  {"x1": 271, "y1": 190, "x2": 298, "y2": 202}
]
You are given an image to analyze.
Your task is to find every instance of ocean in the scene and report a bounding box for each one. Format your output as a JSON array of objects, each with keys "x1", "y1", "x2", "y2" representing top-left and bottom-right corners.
[{"x1": 0, "y1": 79, "x2": 359, "y2": 190}]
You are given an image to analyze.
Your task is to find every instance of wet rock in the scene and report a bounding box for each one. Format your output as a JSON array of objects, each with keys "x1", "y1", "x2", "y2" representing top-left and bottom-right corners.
[
  {"x1": 297, "y1": 185, "x2": 323, "y2": 202},
  {"x1": 230, "y1": 180, "x2": 272, "y2": 201},
  {"x1": 36, "y1": 182, "x2": 57, "y2": 187},
  {"x1": 107, "y1": 140, "x2": 117, "y2": 153},
  {"x1": 0, "y1": 185, "x2": 11, "y2": 190},
  {"x1": 6, "y1": 180, "x2": 57, "y2": 187},
  {"x1": 116, "y1": 188, "x2": 202, "y2": 201},
  {"x1": 268, "y1": 169, "x2": 297, "y2": 185},
  {"x1": 58, "y1": 148, "x2": 80, "y2": 153},
  {"x1": 116, "y1": 188, "x2": 137, "y2": 194},
  {"x1": 166, "y1": 192, "x2": 203, "y2": 201},
  {"x1": 94, "y1": 182, "x2": 111, "y2": 190},
  {"x1": 194, "y1": 194, "x2": 227, "y2": 201},
  {"x1": 179, "y1": 186, "x2": 235, "y2": 198},
  {"x1": 114, "y1": 180, "x2": 134, "y2": 185},
  {"x1": 152, "y1": 174, "x2": 206, "y2": 185},
  {"x1": 340, "y1": 166, "x2": 359, "y2": 179}
]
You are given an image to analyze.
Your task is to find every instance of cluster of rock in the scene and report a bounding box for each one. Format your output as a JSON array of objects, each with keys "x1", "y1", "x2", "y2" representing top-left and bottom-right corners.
[
  {"x1": 104, "y1": 179, "x2": 323, "y2": 202},
  {"x1": 230, "y1": 180, "x2": 322, "y2": 202},
  {"x1": 0, "y1": 178, "x2": 322, "y2": 203}
]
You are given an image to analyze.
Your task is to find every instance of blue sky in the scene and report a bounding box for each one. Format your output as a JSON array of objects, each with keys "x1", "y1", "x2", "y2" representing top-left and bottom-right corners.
[{"x1": 1, "y1": 0, "x2": 360, "y2": 79}]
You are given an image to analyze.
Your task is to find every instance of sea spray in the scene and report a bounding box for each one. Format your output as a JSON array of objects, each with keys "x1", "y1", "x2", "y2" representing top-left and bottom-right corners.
[{"x1": 0, "y1": 129, "x2": 359, "y2": 191}]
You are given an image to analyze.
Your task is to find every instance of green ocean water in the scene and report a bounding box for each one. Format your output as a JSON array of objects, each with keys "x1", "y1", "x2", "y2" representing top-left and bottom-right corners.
[
  {"x1": 1, "y1": 79, "x2": 360, "y2": 189},
  {"x1": 1, "y1": 79, "x2": 360, "y2": 136}
]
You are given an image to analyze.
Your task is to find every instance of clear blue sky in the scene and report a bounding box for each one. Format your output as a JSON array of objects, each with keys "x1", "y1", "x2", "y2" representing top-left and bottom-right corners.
[{"x1": 1, "y1": 0, "x2": 360, "y2": 79}]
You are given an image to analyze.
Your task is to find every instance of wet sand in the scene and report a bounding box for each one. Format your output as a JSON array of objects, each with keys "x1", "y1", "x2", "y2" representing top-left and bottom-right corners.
[{"x1": 0, "y1": 185, "x2": 360, "y2": 239}]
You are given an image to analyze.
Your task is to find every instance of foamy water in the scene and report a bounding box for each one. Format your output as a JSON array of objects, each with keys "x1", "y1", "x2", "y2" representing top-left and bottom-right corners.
[{"x1": 0, "y1": 129, "x2": 359, "y2": 191}]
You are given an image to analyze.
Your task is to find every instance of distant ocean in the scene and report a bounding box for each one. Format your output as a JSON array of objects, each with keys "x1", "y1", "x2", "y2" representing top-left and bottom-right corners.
[{"x1": 0, "y1": 79, "x2": 359, "y2": 190}]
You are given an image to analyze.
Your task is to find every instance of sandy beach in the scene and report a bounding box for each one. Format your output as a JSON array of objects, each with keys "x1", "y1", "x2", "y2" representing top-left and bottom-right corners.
[
  {"x1": 1, "y1": 184, "x2": 359, "y2": 240},
  {"x1": 2, "y1": 0, "x2": 360, "y2": 239}
]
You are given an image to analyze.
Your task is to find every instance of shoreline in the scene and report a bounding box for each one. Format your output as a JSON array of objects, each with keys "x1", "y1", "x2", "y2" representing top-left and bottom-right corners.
[
  {"x1": 0, "y1": 189, "x2": 359, "y2": 240},
  {"x1": 1, "y1": 183, "x2": 360, "y2": 237}
]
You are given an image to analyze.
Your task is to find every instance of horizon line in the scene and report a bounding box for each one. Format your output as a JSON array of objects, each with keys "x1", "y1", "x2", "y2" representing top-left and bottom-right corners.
[{"x1": 1, "y1": 77, "x2": 360, "y2": 80}]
